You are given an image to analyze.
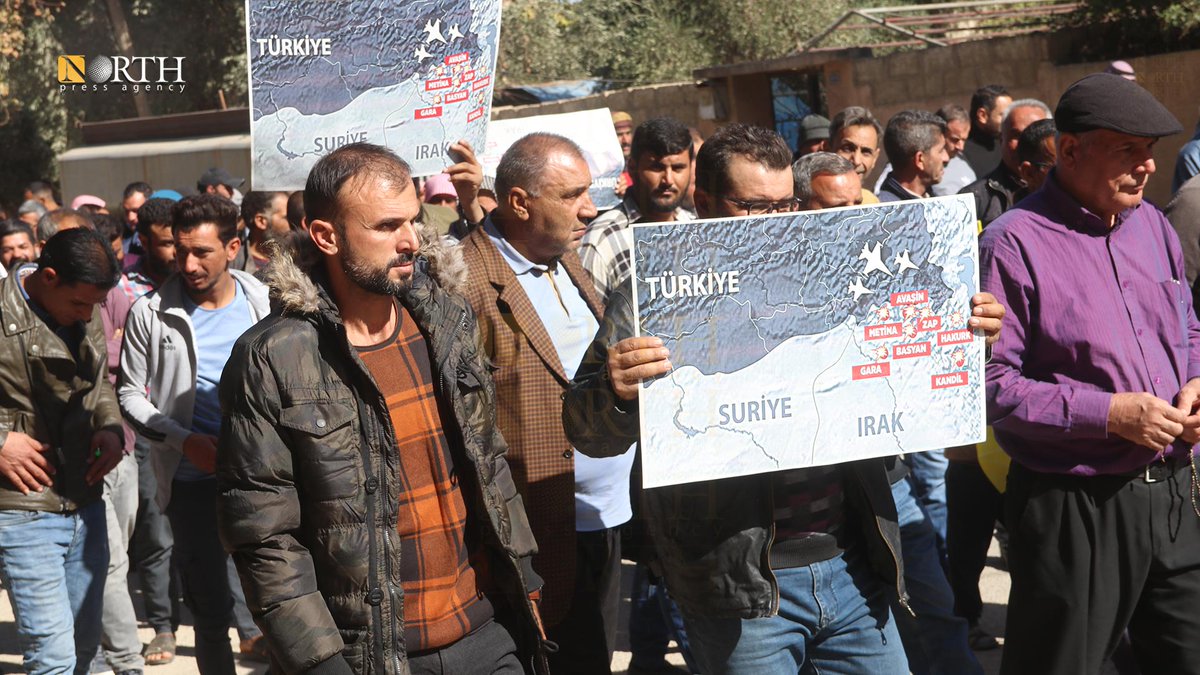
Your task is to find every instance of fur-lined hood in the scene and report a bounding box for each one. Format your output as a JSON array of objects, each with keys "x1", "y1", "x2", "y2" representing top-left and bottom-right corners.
[{"x1": 263, "y1": 221, "x2": 468, "y2": 315}]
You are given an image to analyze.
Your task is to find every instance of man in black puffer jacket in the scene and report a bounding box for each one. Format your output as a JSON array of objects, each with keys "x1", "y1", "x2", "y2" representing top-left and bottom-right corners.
[{"x1": 217, "y1": 143, "x2": 547, "y2": 675}]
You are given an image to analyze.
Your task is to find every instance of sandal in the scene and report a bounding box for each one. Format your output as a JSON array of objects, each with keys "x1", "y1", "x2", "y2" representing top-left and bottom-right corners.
[
  {"x1": 240, "y1": 634, "x2": 270, "y2": 662},
  {"x1": 143, "y1": 631, "x2": 176, "y2": 666}
]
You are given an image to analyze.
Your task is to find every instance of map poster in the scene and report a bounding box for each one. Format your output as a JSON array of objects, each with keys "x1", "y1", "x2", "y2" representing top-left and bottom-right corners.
[
  {"x1": 246, "y1": 0, "x2": 502, "y2": 189},
  {"x1": 479, "y1": 108, "x2": 626, "y2": 211},
  {"x1": 630, "y1": 195, "x2": 985, "y2": 489}
]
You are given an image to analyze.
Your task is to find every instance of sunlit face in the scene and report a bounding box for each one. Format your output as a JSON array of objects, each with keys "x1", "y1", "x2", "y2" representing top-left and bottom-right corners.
[
  {"x1": 142, "y1": 222, "x2": 176, "y2": 280},
  {"x1": 1002, "y1": 105, "x2": 1050, "y2": 171},
  {"x1": 513, "y1": 151, "x2": 597, "y2": 262},
  {"x1": 122, "y1": 192, "x2": 146, "y2": 227},
  {"x1": 1018, "y1": 136, "x2": 1058, "y2": 194},
  {"x1": 615, "y1": 124, "x2": 634, "y2": 158},
  {"x1": 696, "y1": 155, "x2": 795, "y2": 219},
  {"x1": 174, "y1": 223, "x2": 237, "y2": 298},
  {"x1": 922, "y1": 135, "x2": 951, "y2": 185},
  {"x1": 806, "y1": 171, "x2": 864, "y2": 211},
  {"x1": 980, "y1": 95, "x2": 1012, "y2": 136},
  {"x1": 944, "y1": 119, "x2": 970, "y2": 158},
  {"x1": 632, "y1": 149, "x2": 692, "y2": 215},
  {"x1": 833, "y1": 124, "x2": 880, "y2": 178},
  {"x1": 0, "y1": 232, "x2": 36, "y2": 267},
  {"x1": 334, "y1": 177, "x2": 422, "y2": 296},
  {"x1": 1058, "y1": 129, "x2": 1157, "y2": 221}
]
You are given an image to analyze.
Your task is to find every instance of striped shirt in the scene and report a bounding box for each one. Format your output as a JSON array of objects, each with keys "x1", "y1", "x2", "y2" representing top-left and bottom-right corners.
[
  {"x1": 578, "y1": 195, "x2": 695, "y2": 300},
  {"x1": 357, "y1": 304, "x2": 493, "y2": 652}
]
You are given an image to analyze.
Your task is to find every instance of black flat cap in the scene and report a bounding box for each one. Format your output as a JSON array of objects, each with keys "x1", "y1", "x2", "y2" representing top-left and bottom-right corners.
[
  {"x1": 198, "y1": 167, "x2": 245, "y2": 189},
  {"x1": 1055, "y1": 73, "x2": 1182, "y2": 137}
]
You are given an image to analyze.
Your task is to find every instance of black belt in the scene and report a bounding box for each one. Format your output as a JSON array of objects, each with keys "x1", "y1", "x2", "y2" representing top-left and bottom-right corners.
[{"x1": 1122, "y1": 455, "x2": 1192, "y2": 483}]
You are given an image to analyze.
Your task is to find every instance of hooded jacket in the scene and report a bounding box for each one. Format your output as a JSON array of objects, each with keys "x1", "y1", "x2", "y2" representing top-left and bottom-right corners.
[
  {"x1": 118, "y1": 269, "x2": 271, "y2": 510},
  {"x1": 215, "y1": 226, "x2": 547, "y2": 675}
]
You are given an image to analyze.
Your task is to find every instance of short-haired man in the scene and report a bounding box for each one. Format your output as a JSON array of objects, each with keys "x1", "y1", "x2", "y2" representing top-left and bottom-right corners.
[
  {"x1": 36, "y1": 208, "x2": 93, "y2": 248},
  {"x1": 793, "y1": 152, "x2": 863, "y2": 210},
  {"x1": 25, "y1": 180, "x2": 61, "y2": 211},
  {"x1": 217, "y1": 143, "x2": 546, "y2": 673},
  {"x1": 878, "y1": 111, "x2": 949, "y2": 202},
  {"x1": 580, "y1": 117, "x2": 695, "y2": 300},
  {"x1": 981, "y1": 73, "x2": 1200, "y2": 675},
  {"x1": 795, "y1": 114, "x2": 830, "y2": 158},
  {"x1": 933, "y1": 104, "x2": 978, "y2": 197},
  {"x1": 120, "y1": 181, "x2": 153, "y2": 264},
  {"x1": 114, "y1": 194, "x2": 182, "y2": 665},
  {"x1": 460, "y1": 133, "x2": 621, "y2": 673},
  {"x1": 1015, "y1": 118, "x2": 1057, "y2": 196},
  {"x1": 238, "y1": 190, "x2": 289, "y2": 272},
  {"x1": 0, "y1": 219, "x2": 37, "y2": 271},
  {"x1": 830, "y1": 106, "x2": 883, "y2": 204},
  {"x1": 962, "y1": 84, "x2": 1012, "y2": 176},
  {"x1": 17, "y1": 199, "x2": 47, "y2": 227},
  {"x1": 959, "y1": 99, "x2": 1051, "y2": 228},
  {"x1": 119, "y1": 194, "x2": 271, "y2": 674},
  {"x1": 196, "y1": 167, "x2": 244, "y2": 201},
  {"x1": 565, "y1": 122, "x2": 1003, "y2": 674},
  {"x1": 0, "y1": 228, "x2": 125, "y2": 675},
  {"x1": 286, "y1": 190, "x2": 306, "y2": 231}
]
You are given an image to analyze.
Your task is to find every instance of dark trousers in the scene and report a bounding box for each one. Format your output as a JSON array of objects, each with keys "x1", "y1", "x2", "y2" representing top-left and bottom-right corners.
[
  {"x1": 166, "y1": 479, "x2": 235, "y2": 675},
  {"x1": 1002, "y1": 461, "x2": 1200, "y2": 675},
  {"x1": 130, "y1": 443, "x2": 179, "y2": 635},
  {"x1": 945, "y1": 460, "x2": 1003, "y2": 623},
  {"x1": 545, "y1": 527, "x2": 622, "y2": 675},
  {"x1": 408, "y1": 620, "x2": 522, "y2": 675}
]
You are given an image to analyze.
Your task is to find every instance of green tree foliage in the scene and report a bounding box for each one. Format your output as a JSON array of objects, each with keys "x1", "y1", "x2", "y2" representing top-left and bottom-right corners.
[
  {"x1": 1066, "y1": 0, "x2": 1200, "y2": 57},
  {"x1": 0, "y1": 1, "x2": 248, "y2": 210}
]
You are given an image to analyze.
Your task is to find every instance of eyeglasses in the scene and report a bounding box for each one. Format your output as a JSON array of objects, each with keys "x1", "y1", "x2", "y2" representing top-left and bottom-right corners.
[{"x1": 723, "y1": 196, "x2": 801, "y2": 216}]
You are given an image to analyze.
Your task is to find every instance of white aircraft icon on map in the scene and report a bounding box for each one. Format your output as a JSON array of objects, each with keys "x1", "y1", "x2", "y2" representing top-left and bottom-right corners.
[
  {"x1": 894, "y1": 250, "x2": 919, "y2": 273},
  {"x1": 414, "y1": 45, "x2": 432, "y2": 61},
  {"x1": 448, "y1": 24, "x2": 464, "y2": 41},
  {"x1": 859, "y1": 241, "x2": 893, "y2": 277},
  {"x1": 424, "y1": 19, "x2": 447, "y2": 44},
  {"x1": 849, "y1": 277, "x2": 872, "y2": 300}
]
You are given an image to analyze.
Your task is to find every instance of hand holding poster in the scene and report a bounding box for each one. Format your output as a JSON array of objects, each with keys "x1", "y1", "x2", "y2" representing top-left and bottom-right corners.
[
  {"x1": 630, "y1": 195, "x2": 985, "y2": 488},
  {"x1": 479, "y1": 108, "x2": 627, "y2": 211},
  {"x1": 246, "y1": 0, "x2": 501, "y2": 189}
]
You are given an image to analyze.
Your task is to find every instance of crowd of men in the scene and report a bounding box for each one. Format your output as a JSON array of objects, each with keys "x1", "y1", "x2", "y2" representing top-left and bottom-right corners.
[{"x1": 1, "y1": 64, "x2": 1200, "y2": 675}]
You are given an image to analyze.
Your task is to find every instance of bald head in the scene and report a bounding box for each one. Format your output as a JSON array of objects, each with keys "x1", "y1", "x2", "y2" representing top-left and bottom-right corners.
[{"x1": 495, "y1": 132, "x2": 587, "y2": 198}]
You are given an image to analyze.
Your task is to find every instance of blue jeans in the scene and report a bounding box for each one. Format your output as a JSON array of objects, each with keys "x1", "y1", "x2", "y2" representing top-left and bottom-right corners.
[
  {"x1": 0, "y1": 502, "x2": 108, "y2": 675},
  {"x1": 680, "y1": 546, "x2": 908, "y2": 675},
  {"x1": 904, "y1": 450, "x2": 949, "y2": 565},
  {"x1": 891, "y1": 478, "x2": 982, "y2": 675},
  {"x1": 628, "y1": 563, "x2": 697, "y2": 672}
]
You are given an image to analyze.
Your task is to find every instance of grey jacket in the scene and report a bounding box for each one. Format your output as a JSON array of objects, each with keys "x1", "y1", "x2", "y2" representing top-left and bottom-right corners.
[
  {"x1": 562, "y1": 279, "x2": 909, "y2": 619},
  {"x1": 118, "y1": 269, "x2": 271, "y2": 509}
]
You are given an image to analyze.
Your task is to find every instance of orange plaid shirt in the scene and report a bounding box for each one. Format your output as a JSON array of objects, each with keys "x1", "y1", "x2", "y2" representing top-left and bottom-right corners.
[{"x1": 357, "y1": 304, "x2": 493, "y2": 652}]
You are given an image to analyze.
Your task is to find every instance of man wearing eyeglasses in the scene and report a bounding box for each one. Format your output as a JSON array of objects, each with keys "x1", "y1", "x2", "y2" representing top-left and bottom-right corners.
[
  {"x1": 959, "y1": 99, "x2": 1051, "y2": 229},
  {"x1": 564, "y1": 122, "x2": 1007, "y2": 674}
]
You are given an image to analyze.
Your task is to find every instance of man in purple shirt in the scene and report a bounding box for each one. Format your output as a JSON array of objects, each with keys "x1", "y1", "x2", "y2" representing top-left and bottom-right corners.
[{"x1": 981, "y1": 73, "x2": 1199, "y2": 675}]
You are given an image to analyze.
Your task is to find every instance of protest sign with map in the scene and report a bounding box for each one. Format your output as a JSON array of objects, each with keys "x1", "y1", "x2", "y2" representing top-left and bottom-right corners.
[
  {"x1": 246, "y1": 0, "x2": 501, "y2": 189},
  {"x1": 479, "y1": 108, "x2": 627, "y2": 211},
  {"x1": 630, "y1": 195, "x2": 985, "y2": 488}
]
